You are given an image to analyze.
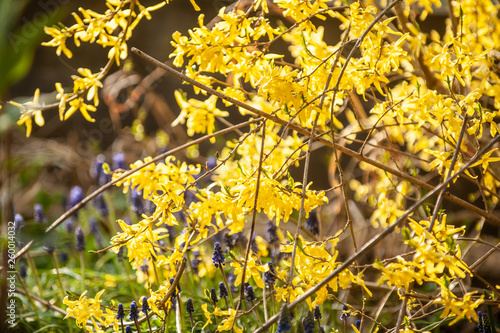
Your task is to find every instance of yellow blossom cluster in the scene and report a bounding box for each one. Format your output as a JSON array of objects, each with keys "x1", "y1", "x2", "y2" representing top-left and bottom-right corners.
[
  {"x1": 14, "y1": 0, "x2": 170, "y2": 135},
  {"x1": 201, "y1": 304, "x2": 243, "y2": 333},
  {"x1": 280, "y1": 234, "x2": 372, "y2": 307},
  {"x1": 374, "y1": 214, "x2": 485, "y2": 325},
  {"x1": 63, "y1": 290, "x2": 117, "y2": 333},
  {"x1": 110, "y1": 217, "x2": 168, "y2": 269},
  {"x1": 375, "y1": 215, "x2": 468, "y2": 290},
  {"x1": 113, "y1": 156, "x2": 200, "y2": 198},
  {"x1": 173, "y1": 90, "x2": 230, "y2": 141}
]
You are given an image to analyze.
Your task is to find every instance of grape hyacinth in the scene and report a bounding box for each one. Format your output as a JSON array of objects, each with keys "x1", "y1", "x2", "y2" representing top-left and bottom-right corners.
[
  {"x1": 355, "y1": 319, "x2": 361, "y2": 331},
  {"x1": 305, "y1": 209, "x2": 319, "y2": 236},
  {"x1": 218, "y1": 281, "x2": 230, "y2": 309},
  {"x1": 58, "y1": 252, "x2": 69, "y2": 263},
  {"x1": 207, "y1": 155, "x2": 217, "y2": 170},
  {"x1": 245, "y1": 285, "x2": 256, "y2": 302},
  {"x1": 186, "y1": 298, "x2": 194, "y2": 326},
  {"x1": 14, "y1": 214, "x2": 25, "y2": 233},
  {"x1": 34, "y1": 204, "x2": 47, "y2": 224},
  {"x1": 141, "y1": 297, "x2": 150, "y2": 314},
  {"x1": 144, "y1": 198, "x2": 156, "y2": 216},
  {"x1": 314, "y1": 305, "x2": 322, "y2": 320},
  {"x1": 129, "y1": 301, "x2": 139, "y2": 321},
  {"x1": 303, "y1": 311, "x2": 315, "y2": 333},
  {"x1": 170, "y1": 277, "x2": 181, "y2": 296},
  {"x1": 224, "y1": 232, "x2": 244, "y2": 250},
  {"x1": 296, "y1": 320, "x2": 305, "y2": 333},
  {"x1": 14, "y1": 214, "x2": 25, "y2": 248},
  {"x1": 44, "y1": 243, "x2": 55, "y2": 254},
  {"x1": 210, "y1": 288, "x2": 218, "y2": 305},
  {"x1": 125, "y1": 326, "x2": 132, "y2": 333},
  {"x1": 165, "y1": 224, "x2": 176, "y2": 245},
  {"x1": 142, "y1": 296, "x2": 153, "y2": 332},
  {"x1": 90, "y1": 218, "x2": 103, "y2": 248},
  {"x1": 277, "y1": 305, "x2": 292, "y2": 333},
  {"x1": 93, "y1": 194, "x2": 108, "y2": 217},
  {"x1": 91, "y1": 154, "x2": 111, "y2": 185},
  {"x1": 117, "y1": 246, "x2": 124, "y2": 262},
  {"x1": 250, "y1": 236, "x2": 258, "y2": 254},
  {"x1": 264, "y1": 262, "x2": 276, "y2": 286},
  {"x1": 67, "y1": 186, "x2": 84, "y2": 210},
  {"x1": 227, "y1": 274, "x2": 238, "y2": 293},
  {"x1": 64, "y1": 216, "x2": 77, "y2": 233},
  {"x1": 212, "y1": 242, "x2": 225, "y2": 268},
  {"x1": 130, "y1": 189, "x2": 145, "y2": 217},
  {"x1": 186, "y1": 298, "x2": 194, "y2": 313},
  {"x1": 75, "y1": 226, "x2": 85, "y2": 251},
  {"x1": 116, "y1": 303, "x2": 125, "y2": 320},
  {"x1": 169, "y1": 277, "x2": 180, "y2": 308},
  {"x1": 139, "y1": 261, "x2": 149, "y2": 284},
  {"x1": 266, "y1": 220, "x2": 279, "y2": 245},
  {"x1": 478, "y1": 311, "x2": 492, "y2": 333},
  {"x1": 219, "y1": 282, "x2": 228, "y2": 299},
  {"x1": 191, "y1": 251, "x2": 201, "y2": 275},
  {"x1": 19, "y1": 260, "x2": 27, "y2": 279},
  {"x1": 113, "y1": 152, "x2": 126, "y2": 170},
  {"x1": 184, "y1": 189, "x2": 197, "y2": 206}
]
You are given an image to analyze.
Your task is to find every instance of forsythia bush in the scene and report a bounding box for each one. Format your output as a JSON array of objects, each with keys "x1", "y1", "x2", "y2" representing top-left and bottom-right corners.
[{"x1": 8, "y1": 0, "x2": 500, "y2": 332}]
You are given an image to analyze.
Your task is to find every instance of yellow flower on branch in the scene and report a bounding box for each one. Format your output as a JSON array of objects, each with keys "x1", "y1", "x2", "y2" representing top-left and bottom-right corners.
[
  {"x1": 63, "y1": 290, "x2": 116, "y2": 332},
  {"x1": 173, "y1": 90, "x2": 229, "y2": 142},
  {"x1": 64, "y1": 97, "x2": 97, "y2": 122},
  {"x1": 111, "y1": 217, "x2": 168, "y2": 269},
  {"x1": 434, "y1": 291, "x2": 484, "y2": 325},
  {"x1": 218, "y1": 308, "x2": 243, "y2": 333},
  {"x1": 12, "y1": 88, "x2": 44, "y2": 137},
  {"x1": 42, "y1": 26, "x2": 73, "y2": 58},
  {"x1": 231, "y1": 256, "x2": 267, "y2": 288},
  {"x1": 72, "y1": 68, "x2": 103, "y2": 106}
]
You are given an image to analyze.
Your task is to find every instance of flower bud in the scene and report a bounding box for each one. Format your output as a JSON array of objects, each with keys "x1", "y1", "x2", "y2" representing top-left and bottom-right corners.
[
  {"x1": 141, "y1": 296, "x2": 150, "y2": 314},
  {"x1": 277, "y1": 305, "x2": 292, "y2": 333},
  {"x1": 245, "y1": 285, "x2": 256, "y2": 302},
  {"x1": 302, "y1": 311, "x2": 314, "y2": 333},
  {"x1": 210, "y1": 288, "x2": 218, "y2": 304},
  {"x1": 113, "y1": 152, "x2": 126, "y2": 170},
  {"x1": 75, "y1": 226, "x2": 86, "y2": 251},
  {"x1": 305, "y1": 209, "x2": 319, "y2": 236},
  {"x1": 186, "y1": 298, "x2": 194, "y2": 313},
  {"x1": 212, "y1": 242, "x2": 225, "y2": 268},
  {"x1": 129, "y1": 301, "x2": 139, "y2": 320},
  {"x1": 116, "y1": 303, "x2": 125, "y2": 320},
  {"x1": 219, "y1": 282, "x2": 228, "y2": 299},
  {"x1": 34, "y1": 204, "x2": 47, "y2": 224},
  {"x1": 67, "y1": 186, "x2": 84, "y2": 210}
]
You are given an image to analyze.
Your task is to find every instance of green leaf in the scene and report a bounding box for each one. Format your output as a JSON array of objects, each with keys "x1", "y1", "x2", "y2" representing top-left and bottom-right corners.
[{"x1": 402, "y1": 227, "x2": 411, "y2": 240}]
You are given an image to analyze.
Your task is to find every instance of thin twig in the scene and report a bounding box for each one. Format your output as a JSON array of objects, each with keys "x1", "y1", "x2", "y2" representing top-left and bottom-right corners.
[
  {"x1": 231, "y1": 120, "x2": 267, "y2": 332},
  {"x1": 428, "y1": 113, "x2": 469, "y2": 231}
]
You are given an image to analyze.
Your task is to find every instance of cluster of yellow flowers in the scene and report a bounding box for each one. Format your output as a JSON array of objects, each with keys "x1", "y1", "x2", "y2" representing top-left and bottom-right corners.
[
  {"x1": 280, "y1": 234, "x2": 372, "y2": 305},
  {"x1": 374, "y1": 214, "x2": 485, "y2": 324},
  {"x1": 63, "y1": 290, "x2": 117, "y2": 333},
  {"x1": 14, "y1": 0, "x2": 171, "y2": 135}
]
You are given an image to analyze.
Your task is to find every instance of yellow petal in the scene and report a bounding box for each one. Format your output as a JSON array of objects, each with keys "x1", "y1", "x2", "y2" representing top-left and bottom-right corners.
[{"x1": 189, "y1": 0, "x2": 200, "y2": 11}]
